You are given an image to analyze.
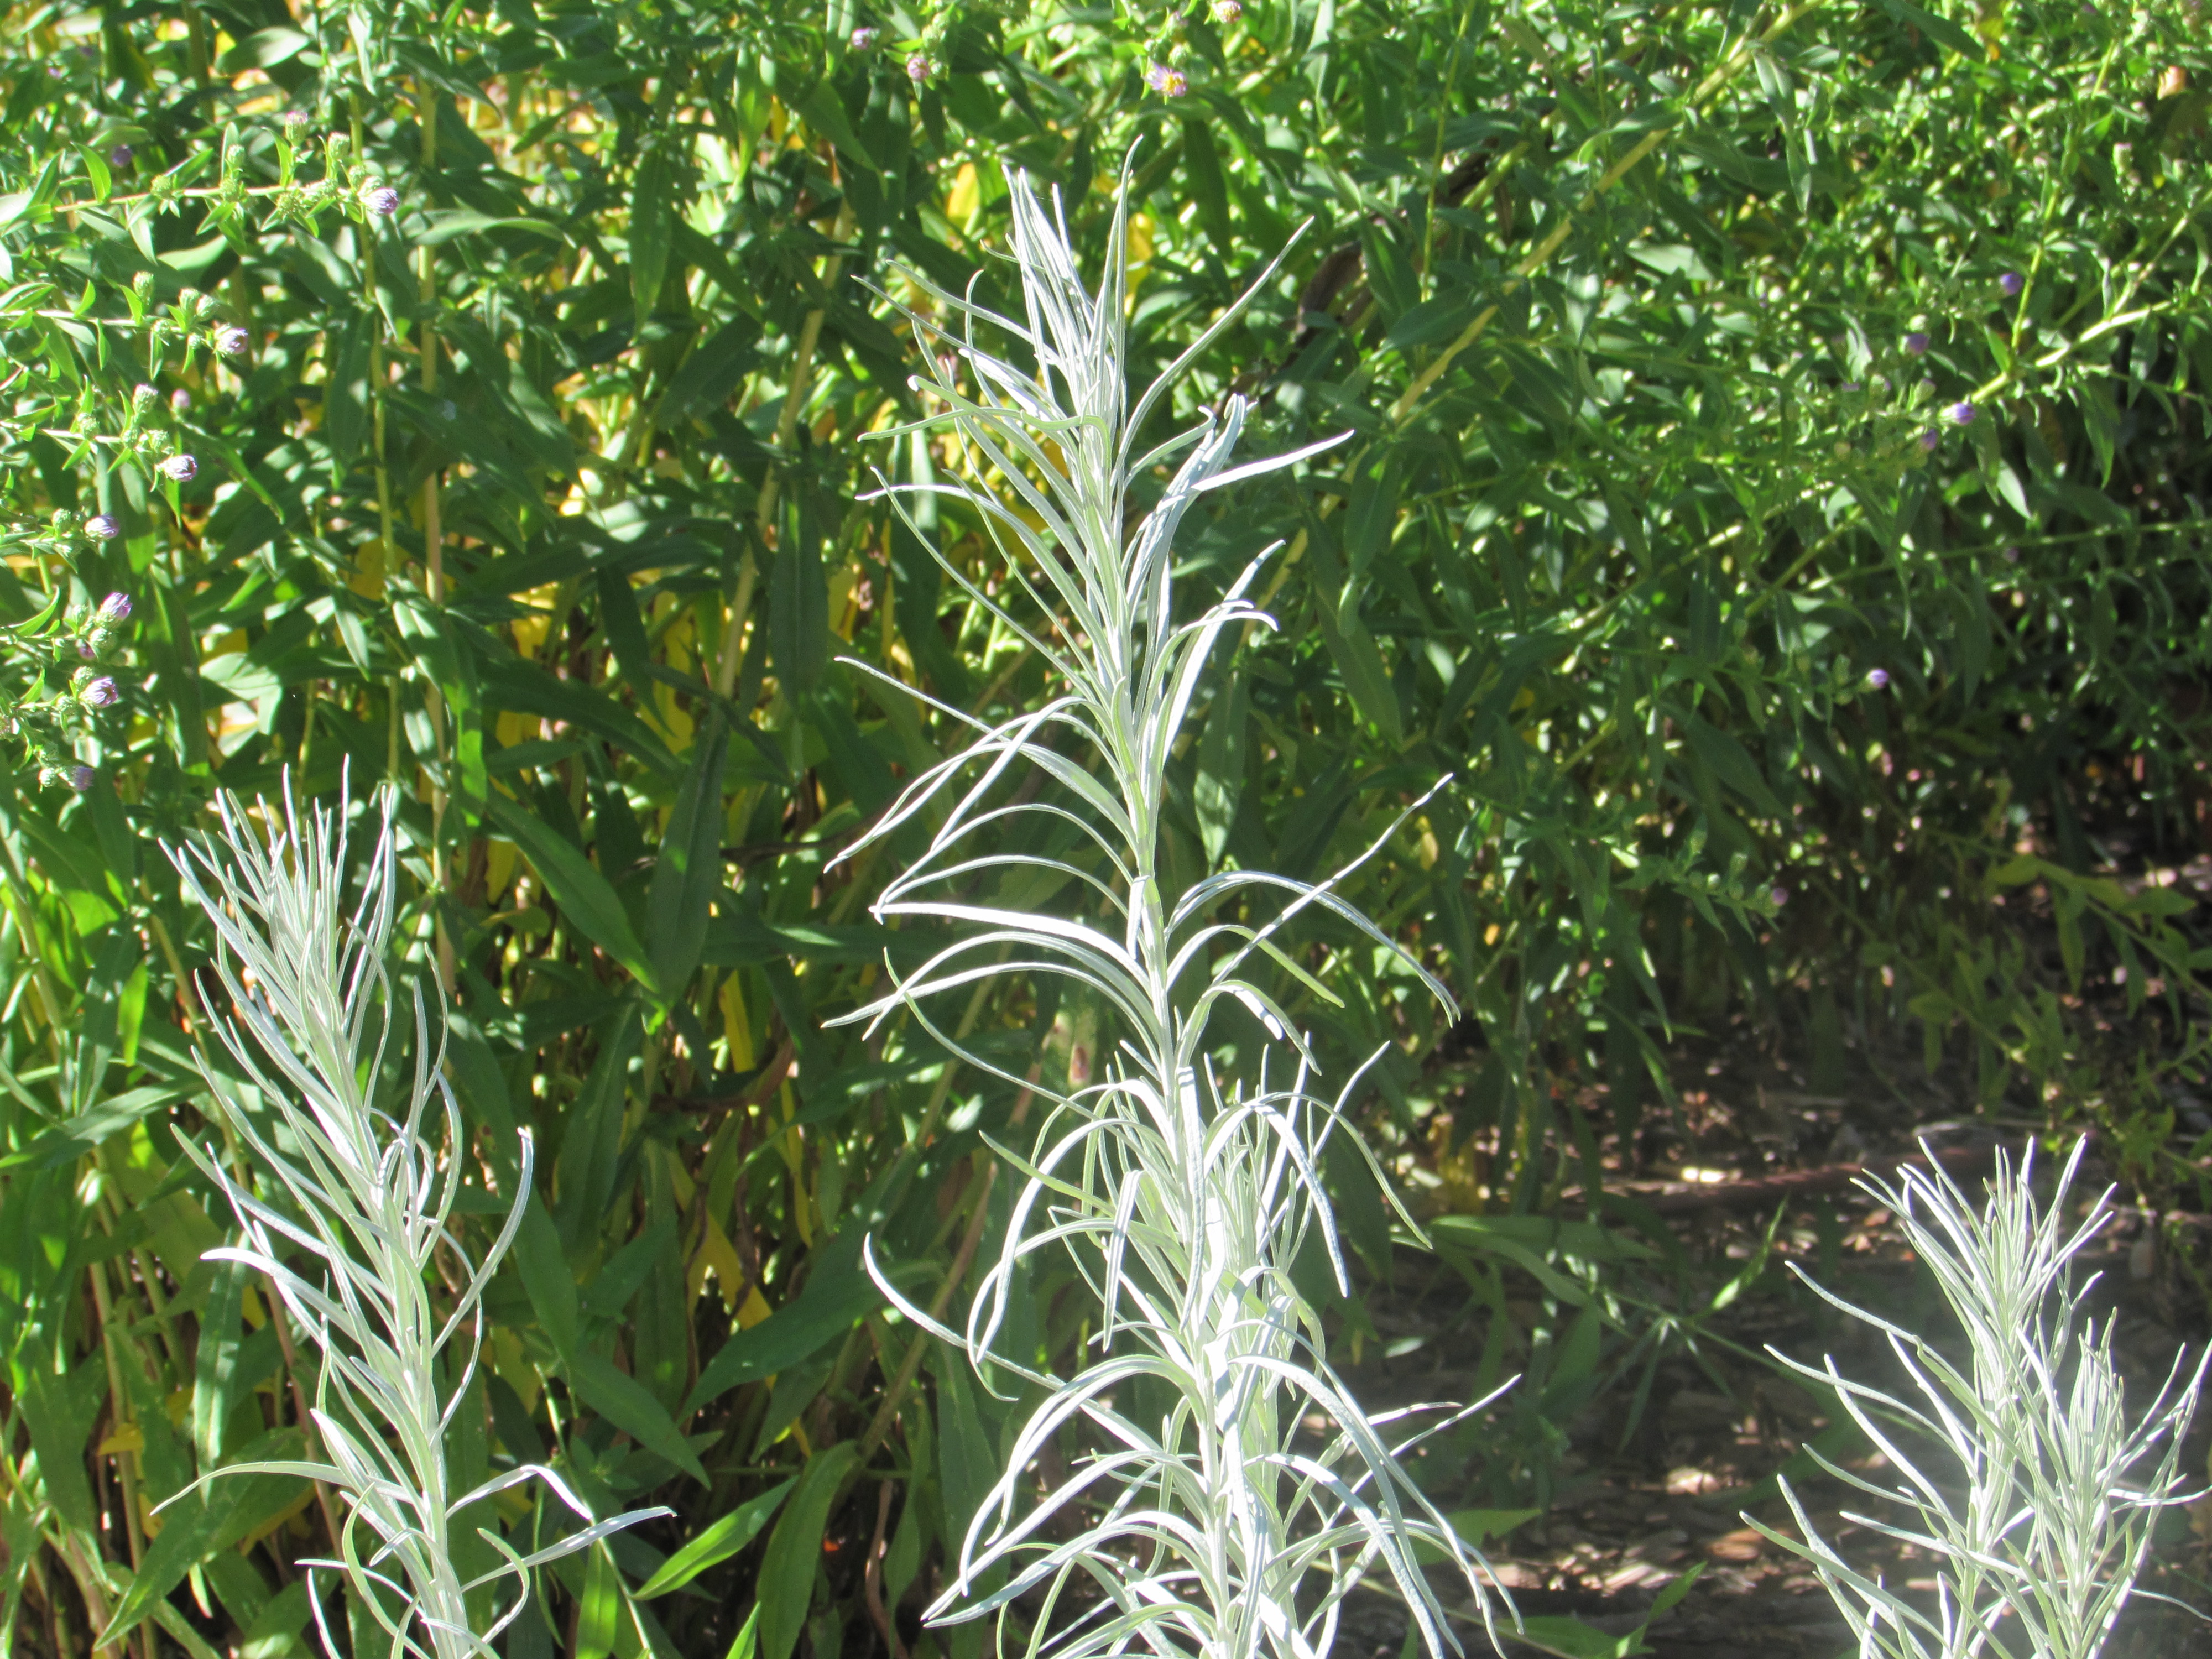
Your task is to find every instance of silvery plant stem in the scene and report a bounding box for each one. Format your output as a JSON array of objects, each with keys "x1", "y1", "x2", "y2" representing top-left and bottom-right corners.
[
  {"x1": 831, "y1": 168, "x2": 1514, "y2": 1659},
  {"x1": 161, "y1": 781, "x2": 661, "y2": 1659},
  {"x1": 1746, "y1": 1138, "x2": 2206, "y2": 1659}
]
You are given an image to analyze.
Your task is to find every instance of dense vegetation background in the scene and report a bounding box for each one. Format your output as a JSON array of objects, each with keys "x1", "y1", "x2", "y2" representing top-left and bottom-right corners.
[{"x1": 2, "y1": 0, "x2": 2211, "y2": 1655}]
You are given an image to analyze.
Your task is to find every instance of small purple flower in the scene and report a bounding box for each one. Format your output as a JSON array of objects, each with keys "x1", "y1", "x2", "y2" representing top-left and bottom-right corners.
[
  {"x1": 98, "y1": 592, "x2": 132, "y2": 622},
  {"x1": 1919, "y1": 429, "x2": 1940, "y2": 452},
  {"x1": 2000, "y1": 271, "x2": 2023, "y2": 297},
  {"x1": 1904, "y1": 331, "x2": 1929, "y2": 356},
  {"x1": 2003, "y1": 544, "x2": 2020, "y2": 563},
  {"x1": 1144, "y1": 61, "x2": 1188, "y2": 96},
  {"x1": 361, "y1": 184, "x2": 400, "y2": 217},
  {"x1": 1770, "y1": 885, "x2": 1790, "y2": 907},
  {"x1": 84, "y1": 514, "x2": 119, "y2": 541},
  {"x1": 282, "y1": 108, "x2": 309, "y2": 129},
  {"x1": 69, "y1": 766, "x2": 96, "y2": 791},
  {"x1": 1866, "y1": 668, "x2": 1891, "y2": 690},
  {"x1": 170, "y1": 388, "x2": 192, "y2": 414},
  {"x1": 849, "y1": 25, "x2": 878, "y2": 49},
  {"x1": 213, "y1": 325, "x2": 249, "y2": 357},
  {"x1": 80, "y1": 677, "x2": 118, "y2": 708},
  {"x1": 1212, "y1": 0, "x2": 1242, "y2": 19},
  {"x1": 159, "y1": 454, "x2": 197, "y2": 482},
  {"x1": 1948, "y1": 400, "x2": 1976, "y2": 425},
  {"x1": 77, "y1": 641, "x2": 96, "y2": 660},
  {"x1": 906, "y1": 53, "x2": 931, "y2": 81},
  {"x1": 107, "y1": 144, "x2": 132, "y2": 169},
  {"x1": 1842, "y1": 381, "x2": 1861, "y2": 392}
]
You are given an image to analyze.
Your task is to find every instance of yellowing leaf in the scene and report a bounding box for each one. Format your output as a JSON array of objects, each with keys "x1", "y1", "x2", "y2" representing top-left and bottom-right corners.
[
  {"x1": 737, "y1": 1284, "x2": 773, "y2": 1329},
  {"x1": 720, "y1": 975, "x2": 757, "y2": 1071},
  {"x1": 690, "y1": 1214, "x2": 749, "y2": 1313},
  {"x1": 946, "y1": 161, "x2": 980, "y2": 227}
]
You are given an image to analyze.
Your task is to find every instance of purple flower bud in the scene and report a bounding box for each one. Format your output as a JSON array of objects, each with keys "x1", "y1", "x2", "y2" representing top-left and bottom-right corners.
[
  {"x1": 69, "y1": 766, "x2": 96, "y2": 791},
  {"x1": 107, "y1": 144, "x2": 133, "y2": 169},
  {"x1": 159, "y1": 453, "x2": 197, "y2": 482},
  {"x1": 2000, "y1": 271, "x2": 2023, "y2": 296},
  {"x1": 1866, "y1": 668, "x2": 1890, "y2": 689},
  {"x1": 214, "y1": 325, "x2": 249, "y2": 357},
  {"x1": 77, "y1": 641, "x2": 96, "y2": 660},
  {"x1": 99, "y1": 592, "x2": 132, "y2": 622},
  {"x1": 282, "y1": 109, "x2": 309, "y2": 129},
  {"x1": 1903, "y1": 331, "x2": 1929, "y2": 356},
  {"x1": 906, "y1": 53, "x2": 931, "y2": 81},
  {"x1": 1919, "y1": 429, "x2": 1940, "y2": 451},
  {"x1": 1212, "y1": 0, "x2": 1242, "y2": 19},
  {"x1": 850, "y1": 25, "x2": 879, "y2": 49},
  {"x1": 170, "y1": 388, "x2": 192, "y2": 415},
  {"x1": 361, "y1": 185, "x2": 400, "y2": 217},
  {"x1": 84, "y1": 514, "x2": 119, "y2": 541},
  {"x1": 2003, "y1": 545, "x2": 2020, "y2": 563},
  {"x1": 1948, "y1": 400, "x2": 1976, "y2": 425},
  {"x1": 80, "y1": 677, "x2": 118, "y2": 708},
  {"x1": 1770, "y1": 886, "x2": 1790, "y2": 907},
  {"x1": 1144, "y1": 61, "x2": 1188, "y2": 96}
]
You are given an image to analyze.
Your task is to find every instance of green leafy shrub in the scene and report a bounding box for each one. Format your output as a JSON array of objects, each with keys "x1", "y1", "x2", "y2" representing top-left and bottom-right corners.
[{"x1": 0, "y1": 0, "x2": 2209, "y2": 1654}]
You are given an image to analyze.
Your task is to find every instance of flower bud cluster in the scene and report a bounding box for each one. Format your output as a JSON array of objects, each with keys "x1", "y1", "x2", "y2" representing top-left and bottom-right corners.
[
  {"x1": 19, "y1": 509, "x2": 139, "y2": 558},
  {"x1": 101, "y1": 369, "x2": 205, "y2": 479},
  {"x1": 0, "y1": 592, "x2": 133, "y2": 789},
  {"x1": 65, "y1": 591, "x2": 133, "y2": 663}
]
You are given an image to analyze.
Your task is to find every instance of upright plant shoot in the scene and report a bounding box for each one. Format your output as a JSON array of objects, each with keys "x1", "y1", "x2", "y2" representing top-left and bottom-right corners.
[
  {"x1": 836, "y1": 171, "x2": 1510, "y2": 1659},
  {"x1": 1750, "y1": 1140, "x2": 2206, "y2": 1659},
  {"x1": 161, "y1": 786, "x2": 660, "y2": 1659}
]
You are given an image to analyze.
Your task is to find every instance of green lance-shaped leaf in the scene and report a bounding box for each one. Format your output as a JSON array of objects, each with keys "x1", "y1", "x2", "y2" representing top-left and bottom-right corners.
[
  {"x1": 17, "y1": 1354, "x2": 104, "y2": 1536},
  {"x1": 487, "y1": 791, "x2": 656, "y2": 992},
  {"x1": 633, "y1": 1479, "x2": 796, "y2": 1599},
  {"x1": 771, "y1": 519, "x2": 830, "y2": 695},
  {"x1": 757, "y1": 1443, "x2": 860, "y2": 1659},
  {"x1": 555, "y1": 1003, "x2": 645, "y2": 1251},
  {"x1": 1683, "y1": 713, "x2": 1785, "y2": 819},
  {"x1": 684, "y1": 1226, "x2": 883, "y2": 1415},
  {"x1": 566, "y1": 1350, "x2": 709, "y2": 1485},
  {"x1": 647, "y1": 713, "x2": 729, "y2": 999},
  {"x1": 1194, "y1": 673, "x2": 1249, "y2": 867},
  {"x1": 191, "y1": 1255, "x2": 251, "y2": 1468}
]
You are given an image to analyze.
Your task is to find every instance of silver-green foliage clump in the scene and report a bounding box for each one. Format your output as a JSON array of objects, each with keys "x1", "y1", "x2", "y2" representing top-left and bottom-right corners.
[
  {"x1": 165, "y1": 788, "x2": 660, "y2": 1659},
  {"x1": 1751, "y1": 1140, "x2": 2205, "y2": 1659},
  {"x1": 836, "y1": 171, "x2": 1510, "y2": 1659}
]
